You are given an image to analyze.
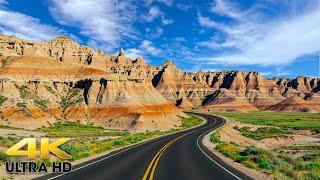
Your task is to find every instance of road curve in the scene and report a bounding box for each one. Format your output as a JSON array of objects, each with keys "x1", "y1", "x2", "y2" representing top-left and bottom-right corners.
[{"x1": 36, "y1": 112, "x2": 252, "y2": 180}]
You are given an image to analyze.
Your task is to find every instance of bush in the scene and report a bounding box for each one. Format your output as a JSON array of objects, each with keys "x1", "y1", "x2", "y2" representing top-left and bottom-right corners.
[
  {"x1": 240, "y1": 146, "x2": 259, "y2": 156},
  {"x1": 60, "y1": 143, "x2": 78, "y2": 156},
  {"x1": 210, "y1": 132, "x2": 220, "y2": 143},
  {"x1": 113, "y1": 140, "x2": 126, "y2": 146},
  {"x1": 254, "y1": 157, "x2": 275, "y2": 170}
]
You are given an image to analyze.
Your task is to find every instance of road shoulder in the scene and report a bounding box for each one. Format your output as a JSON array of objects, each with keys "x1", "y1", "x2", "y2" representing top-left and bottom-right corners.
[{"x1": 201, "y1": 116, "x2": 272, "y2": 180}]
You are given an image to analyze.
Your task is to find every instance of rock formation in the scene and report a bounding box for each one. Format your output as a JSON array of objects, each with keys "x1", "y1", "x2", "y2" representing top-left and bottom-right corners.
[
  {"x1": 0, "y1": 54, "x2": 183, "y2": 131},
  {"x1": 0, "y1": 34, "x2": 319, "y2": 116}
]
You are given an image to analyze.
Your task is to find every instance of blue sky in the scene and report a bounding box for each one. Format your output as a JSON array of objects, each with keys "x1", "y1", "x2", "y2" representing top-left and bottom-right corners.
[{"x1": 0, "y1": 0, "x2": 319, "y2": 78}]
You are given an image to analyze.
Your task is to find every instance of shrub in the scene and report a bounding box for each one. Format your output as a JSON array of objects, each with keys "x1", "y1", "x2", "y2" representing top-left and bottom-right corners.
[
  {"x1": 113, "y1": 140, "x2": 126, "y2": 146},
  {"x1": 254, "y1": 157, "x2": 275, "y2": 170},
  {"x1": 60, "y1": 143, "x2": 78, "y2": 156},
  {"x1": 210, "y1": 132, "x2": 220, "y2": 143}
]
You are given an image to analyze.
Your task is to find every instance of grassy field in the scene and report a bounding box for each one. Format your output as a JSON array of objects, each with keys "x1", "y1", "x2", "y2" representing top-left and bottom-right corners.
[
  {"x1": 210, "y1": 112, "x2": 320, "y2": 179},
  {"x1": 40, "y1": 114, "x2": 204, "y2": 161},
  {"x1": 233, "y1": 126, "x2": 291, "y2": 140},
  {"x1": 214, "y1": 112, "x2": 320, "y2": 132},
  {"x1": 0, "y1": 114, "x2": 204, "y2": 170},
  {"x1": 39, "y1": 121, "x2": 128, "y2": 137},
  {"x1": 210, "y1": 133, "x2": 320, "y2": 179}
]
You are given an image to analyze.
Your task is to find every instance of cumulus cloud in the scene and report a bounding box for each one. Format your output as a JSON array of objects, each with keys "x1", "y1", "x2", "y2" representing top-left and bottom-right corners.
[
  {"x1": 126, "y1": 48, "x2": 144, "y2": 59},
  {"x1": 49, "y1": 0, "x2": 138, "y2": 51},
  {"x1": 140, "y1": 40, "x2": 162, "y2": 56},
  {"x1": 126, "y1": 40, "x2": 162, "y2": 59},
  {"x1": 0, "y1": 8, "x2": 67, "y2": 41},
  {"x1": 143, "y1": 6, "x2": 173, "y2": 25},
  {"x1": 197, "y1": 0, "x2": 320, "y2": 66}
]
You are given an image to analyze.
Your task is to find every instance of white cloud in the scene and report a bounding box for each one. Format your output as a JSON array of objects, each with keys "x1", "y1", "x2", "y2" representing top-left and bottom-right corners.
[
  {"x1": 140, "y1": 40, "x2": 162, "y2": 56},
  {"x1": 126, "y1": 48, "x2": 143, "y2": 59},
  {"x1": 144, "y1": 7, "x2": 161, "y2": 22},
  {"x1": 126, "y1": 40, "x2": 162, "y2": 59},
  {"x1": 144, "y1": 0, "x2": 173, "y2": 7},
  {"x1": 210, "y1": 0, "x2": 244, "y2": 20},
  {"x1": 0, "y1": 9, "x2": 67, "y2": 41},
  {"x1": 176, "y1": 3, "x2": 191, "y2": 11},
  {"x1": 49, "y1": 0, "x2": 138, "y2": 51},
  {"x1": 150, "y1": 26, "x2": 164, "y2": 38},
  {"x1": 197, "y1": 0, "x2": 320, "y2": 66},
  {"x1": 143, "y1": 6, "x2": 174, "y2": 25},
  {"x1": 0, "y1": 0, "x2": 7, "y2": 4},
  {"x1": 173, "y1": 37, "x2": 186, "y2": 42},
  {"x1": 161, "y1": 18, "x2": 173, "y2": 25},
  {"x1": 197, "y1": 12, "x2": 223, "y2": 29}
]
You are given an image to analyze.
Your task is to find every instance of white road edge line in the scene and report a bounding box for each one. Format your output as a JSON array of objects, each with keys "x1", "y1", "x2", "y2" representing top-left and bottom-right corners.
[
  {"x1": 47, "y1": 140, "x2": 149, "y2": 180},
  {"x1": 45, "y1": 113, "x2": 206, "y2": 180},
  {"x1": 196, "y1": 117, "x2": 242, "y2": 180}
]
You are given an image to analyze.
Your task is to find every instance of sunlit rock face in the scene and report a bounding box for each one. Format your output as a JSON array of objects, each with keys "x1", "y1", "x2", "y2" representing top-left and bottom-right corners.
[
  {"x1": 0, "y1": 34, "x2": 319, "y2": 122},
  {"x1": 0, "y1": 35, "x2": 184, "y2": 131}
]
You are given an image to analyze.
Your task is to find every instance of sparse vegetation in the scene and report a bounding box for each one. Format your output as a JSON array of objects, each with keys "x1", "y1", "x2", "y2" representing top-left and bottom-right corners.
[
  {"x1": 180, "y1": 115, "x2": 203, "y2": 128},
  {"x1": 59, "y1": 88, "x2": 83, "y2": 112},
  {"x1": 14, "y1": 84, "x2": 31, "y2": 99},
  {"x1": 0, "y1": 136, "x2": 22, "y2": 147},
  {"x1": 39, "y1": 121, "x2": 127, "y2": 137},
  {"x1": 234, "y1": 126, "x2": 290, "y2": 140},
  {"x1": 39, "y1": 115, "x2": 204, "y2": 161},
  {"x1": 211, "y1": 112, "x2": 320, "y2": 179},
  {"x1": 34, "y1": 98, "x2": 49, "y2": 112},
  {"x1": 213, "y1": 139, "x2": 320, "y2": 179},
  {"x1": 1, "y1": 57, "x2": 9, "y2": 68},
  {"x1": 44, "y1": 85, "x2": 56, "y2": 95},
  {"x1": 0, "y1": 152, "x2": 13, "y2": 163},
  {"x1": 210, "y1": 132, "x2": 221, "y2": 143},
  {"x1": 215, "y1": 112, "x2": 320, "y2": 132},
  {"x1": 0, "y1": 95, "x2": 7, "y2": 106}
]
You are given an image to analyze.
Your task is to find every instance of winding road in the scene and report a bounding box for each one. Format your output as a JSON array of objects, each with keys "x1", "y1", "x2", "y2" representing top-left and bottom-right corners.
[{"x1": 36, "y1": 113, "x2": 252, "y2": 180}]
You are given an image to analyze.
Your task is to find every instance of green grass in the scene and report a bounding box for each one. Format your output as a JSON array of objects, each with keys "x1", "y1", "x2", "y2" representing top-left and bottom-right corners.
[
  {"x1": 0, "y1": 136, "x2": 22, "y2": 147},
  {"x1": 211, "y1": 111, "x2": 320, "y2": 179},
  {"x1": 0, "y1": 151, "x2": 13, "y2": 163},
  {"x1": 215, "y1": 141, "x2": 320, "y2": 179},
  {"x1": 234, "y1": 126, "x2": 290, "y2": 140},
  {"x1": 0, "y1": 95, "x2": 7, "y2": 106},
  {"x1": 215, "y1": 112, "x2": 320, "y2": 132},
  {"x1": 39, "y1": 121, "x2": 128, "y2": 138},
  {"x1": 180, "y1": 115, "x2": 203, "y2": 128},
  {"x1": 49, "y1": 115, "x2": 204, "y2": 161},
  {"x1": 210, "y1": 132, "x2": 221, "y2": 143}
]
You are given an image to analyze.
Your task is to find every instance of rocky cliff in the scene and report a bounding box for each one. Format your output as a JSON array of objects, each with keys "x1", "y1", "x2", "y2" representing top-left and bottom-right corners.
[
  {"x1": 0, "y1": 35, "x2": 184, "y2": 131},
  {"x1": 0, "y1": 34, "x2": 319, "y2": 119},
  {"x1": 151, "y1": 61, "x2": 320, "y2": 112}
]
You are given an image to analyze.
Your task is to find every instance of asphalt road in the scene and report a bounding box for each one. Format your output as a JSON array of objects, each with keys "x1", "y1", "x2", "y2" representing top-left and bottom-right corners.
[{"x1": 36, "y1": 112, "x2": 252, "y2": 180}]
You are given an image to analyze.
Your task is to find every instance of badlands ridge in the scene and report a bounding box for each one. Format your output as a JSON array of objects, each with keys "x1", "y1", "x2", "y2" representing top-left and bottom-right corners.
[{"x1": 0, "y1": 35, "x2": 319, "y2": 130}]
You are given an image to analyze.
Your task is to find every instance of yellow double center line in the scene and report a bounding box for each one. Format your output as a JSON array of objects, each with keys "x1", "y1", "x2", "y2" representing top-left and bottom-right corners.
[{"x1": 142, "y1": 130, "x2": 198, "y2": 180}]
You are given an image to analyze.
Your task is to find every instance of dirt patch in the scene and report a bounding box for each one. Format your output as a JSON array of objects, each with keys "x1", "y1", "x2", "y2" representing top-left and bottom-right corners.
[{"x1": 0, "y1": 128, "x2": 45, "y2": 138}]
